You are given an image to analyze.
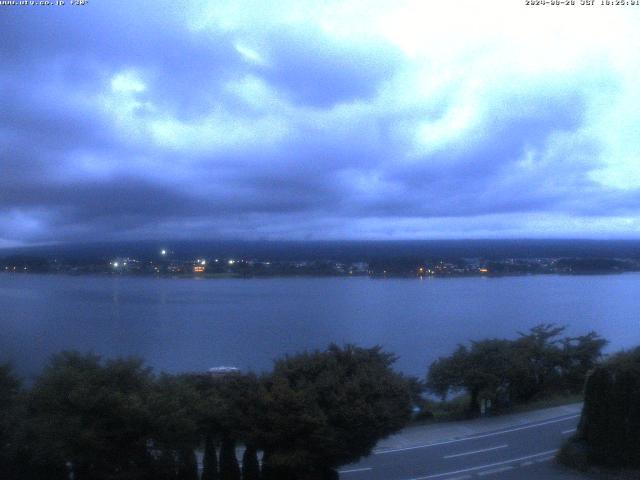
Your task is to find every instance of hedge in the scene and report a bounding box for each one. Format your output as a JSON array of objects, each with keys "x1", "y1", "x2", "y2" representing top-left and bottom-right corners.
[{"x1": 578, "y1": 347, "x2": 640, "y2": 468}]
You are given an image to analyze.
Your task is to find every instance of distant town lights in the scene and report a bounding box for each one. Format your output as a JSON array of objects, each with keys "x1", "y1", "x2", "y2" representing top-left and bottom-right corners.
[
  {"x1": 160, "y1": 249, "x2": 167, "y2": 256},
  {"x1": 228, "y1": 259, "x2": 235, "y2": 265}
]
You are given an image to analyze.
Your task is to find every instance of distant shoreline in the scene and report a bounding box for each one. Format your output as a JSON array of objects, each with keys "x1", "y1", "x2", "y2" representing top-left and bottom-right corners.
[{"x1": 1, "y1": 269, "x2": 638, "y2": 280}]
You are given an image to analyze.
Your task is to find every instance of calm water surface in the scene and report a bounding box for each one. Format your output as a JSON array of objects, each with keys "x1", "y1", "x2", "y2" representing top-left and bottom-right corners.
[{"x1": 1, "y1": 273, "x2": 639, "y2": 379}]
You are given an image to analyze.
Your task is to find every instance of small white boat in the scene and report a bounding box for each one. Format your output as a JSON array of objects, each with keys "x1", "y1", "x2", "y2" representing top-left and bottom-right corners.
[{"x1": 208, "y1": 366, "x2": 240, "y2": 375}]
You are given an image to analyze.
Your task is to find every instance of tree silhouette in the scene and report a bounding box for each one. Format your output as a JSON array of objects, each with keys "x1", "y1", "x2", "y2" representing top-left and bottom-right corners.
[
  {"x1": 241, "y1": 444, "x2": 261, "y2": 480},
  {"x1": 258, "y1": 344, "x2": 412, "y2": 479}
]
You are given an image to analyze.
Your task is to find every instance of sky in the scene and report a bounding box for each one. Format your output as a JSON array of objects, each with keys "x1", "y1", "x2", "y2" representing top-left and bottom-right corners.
[{"x1": 1, "y1": 0, "x2": 640, "y2": 247}]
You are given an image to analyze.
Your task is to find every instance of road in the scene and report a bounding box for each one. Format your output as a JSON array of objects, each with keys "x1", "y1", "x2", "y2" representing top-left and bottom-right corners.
[{"x1": 339, "y1": 411, "x2": 585, "y2": 480}]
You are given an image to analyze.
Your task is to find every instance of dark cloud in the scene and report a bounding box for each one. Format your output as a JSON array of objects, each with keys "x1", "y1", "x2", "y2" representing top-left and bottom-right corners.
[
  {"x1": 254, "y1": 27, "x2": 405, "y2": 107},
  {"x1": 0, "y1": 2, "x2": 637, "y2": 244},
  {"x1": 1, "y1": 1, "x2": 243, "y2": 120}
]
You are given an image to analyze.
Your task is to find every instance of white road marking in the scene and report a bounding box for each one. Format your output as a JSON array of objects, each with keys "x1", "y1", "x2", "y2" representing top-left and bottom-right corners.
[
  {"x1": 375, "y1": 414, "x2": 579, "y2": 455},
  {"x1": 477, "y1": 466, "x2": 514, "y2": 476},
  {"x1": 534, "y1": 456, "x2": 555, "y2": 463},
  {"x1": 443, "y1": 444, "x2": 508, "y2": 459},
  {"x1": 408, "y1": 449, "x2": 558, "y2": 479},
  {"x1": 561, "y1": 428, "x2": 577, "y2": 435},
  {"x1": 520, "y1": 461, "x2": 534, "y2": 467},
  {"x1": 338, "y1": 467, "x2": 373, "y2": 474}
]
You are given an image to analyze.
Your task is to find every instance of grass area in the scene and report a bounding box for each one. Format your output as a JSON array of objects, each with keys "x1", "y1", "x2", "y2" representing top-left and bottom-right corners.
[
  {"x1": 506, "y1": 393, "x2": 583, "y2": 414},
  {"x1": 411, "y1": 395, "x2": 471, "y2": 425},
  {"x1": 411, "y1": 393, "x2": 583, "y2": 426},
  {"x1": 558, "y1": 439, "x2": 640, "y2": 480}
]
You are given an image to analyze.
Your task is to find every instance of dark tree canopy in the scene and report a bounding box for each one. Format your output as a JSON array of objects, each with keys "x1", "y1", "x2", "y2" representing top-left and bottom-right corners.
[
  {"x1": 149, "y1": 374, "x2": 202, "y2": 450},
  {"x1": 578, "y1": 347, "x2": 640, "y2": 468},
  {"x1": 201, "y1": 434, "x2": 219, "y2": 480},
  {"x1": 27, "y1": 352, "x2": 156, "y2": 480},
  {"x1": 0, "y1": 363, "x2": 23, "y2": 478},
  {"x1": 427, "y1": 325, "x2": 607, "y2": 415},
  {"x1": 242, "y1": 444, "x2": 261, "y2": 480},
  {"x1": 259, "y1": 344, "x2": 412, "y2": 477},
  {"x1": 186, "y1": 371, "x2": 263, "y2": 443},
  {"x1": 219, "y1": 437, "x2": 241, "y2": 480}
]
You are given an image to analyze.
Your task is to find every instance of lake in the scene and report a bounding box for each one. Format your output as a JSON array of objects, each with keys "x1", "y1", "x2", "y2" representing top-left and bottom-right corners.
[{"x1": 1, "y1": 273, "x2": 639, "y2": 380}]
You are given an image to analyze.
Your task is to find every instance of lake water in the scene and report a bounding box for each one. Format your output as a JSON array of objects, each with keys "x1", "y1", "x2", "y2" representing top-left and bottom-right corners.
[{"x1": 1, "y1": 273, "x2": 639, "y2": 380}]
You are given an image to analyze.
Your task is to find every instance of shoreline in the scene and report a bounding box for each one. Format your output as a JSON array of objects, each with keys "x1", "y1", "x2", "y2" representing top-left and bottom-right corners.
[{"x1": 1, "y1": 270, "x2": 638, "y2": 280}]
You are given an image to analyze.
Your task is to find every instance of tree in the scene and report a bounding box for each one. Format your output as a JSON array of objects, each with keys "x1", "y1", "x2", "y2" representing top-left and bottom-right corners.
[
  {"x1": 578, "y1": 347, "x2": 640, "y2": 468},
  {"x1": 0, "y1": 363, "x2": 28, "y2": 479},
  {"x1": 176, "y1": 449, "x2": 198, "y2": 480},
  {"x1": 201, "y1": 434, "x2": 219, "y2": 480},
  {"x1": 148, "y1": 374, "x2": 202, "y2": 479},
  {"x1": 0, "y1": 363, "x2": 20, "y2": 446},
  {"x1": 427, "y1": 346, "x2": 468, "y2": 401},
  {"x1": 510, "y1": 324, "x2": 566, "y2": 401},
  {"x1": 560, "y1": 332, "x2": 608, "y2": 393},
  {"x1": 258, "y1": 344, "x2": 412, "y2": 479},
  {"x1": 464, "y1": 339, "x2": 514, "y2": 412},
  {"x1": 427, "y1": 341, "x2": 513, "y2": 415},
  {"x1": 27, "y1": 352, "x2": 156, "y2": 480},
  {"x1": 0, "y1": 363, "x2": 67, "y2": 480},
  {"x1": 187, "y1": 371, "x2": 262, "y2": 480},
  {"x1": 426, "y1": 325, "x2": 607, "y2": 415},
  {"x1": 219, "y1": 437, "x2": 241, "y2": 480},
  {"x1": 242, "y1": 444, "x2": 261, "y2": 480}
]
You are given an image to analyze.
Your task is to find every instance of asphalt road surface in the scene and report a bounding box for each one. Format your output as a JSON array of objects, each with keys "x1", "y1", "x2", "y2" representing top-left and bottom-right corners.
[{"x1": 339, "y1": 412, "x2": 586, "y2": 480}]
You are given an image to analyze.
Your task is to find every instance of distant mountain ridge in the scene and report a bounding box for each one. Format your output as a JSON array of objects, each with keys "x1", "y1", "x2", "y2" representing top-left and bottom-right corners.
[{"x1": 3, "y1": 239, "x2": 640, "y2": 263}]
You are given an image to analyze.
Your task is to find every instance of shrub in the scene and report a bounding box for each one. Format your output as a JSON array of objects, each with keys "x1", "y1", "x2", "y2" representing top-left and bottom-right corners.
[{"x1": 578, "y1": 347, "x2": 640, "y2": 468}]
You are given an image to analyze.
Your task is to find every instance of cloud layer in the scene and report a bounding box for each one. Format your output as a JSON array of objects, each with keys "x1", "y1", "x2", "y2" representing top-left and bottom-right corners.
[{"x1": 2, "y1": 0, "x2": 640, "y2": 246}]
